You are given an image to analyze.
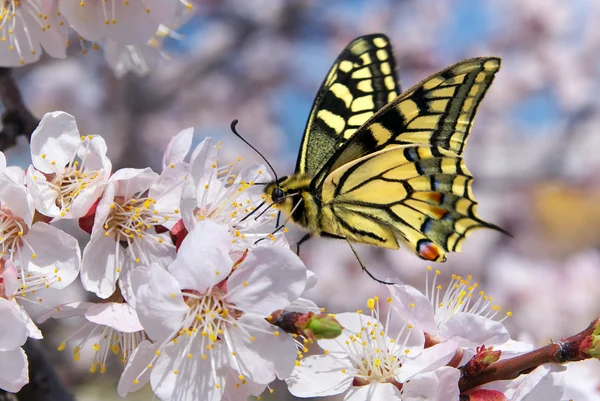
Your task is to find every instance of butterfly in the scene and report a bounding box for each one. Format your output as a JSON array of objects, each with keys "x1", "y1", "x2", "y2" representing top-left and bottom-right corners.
[{"x1": 262, "y1": 33, "x2": 505, "y2": 265}]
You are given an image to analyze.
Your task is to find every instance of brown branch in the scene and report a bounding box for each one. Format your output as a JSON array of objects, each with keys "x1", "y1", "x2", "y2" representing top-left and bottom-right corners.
[
  {"x1": 459, "y1": 318, "x2": 600, "y2": 392},
  {"x1": 0, "y1": 68, "x2": 38, "y2": 151}
]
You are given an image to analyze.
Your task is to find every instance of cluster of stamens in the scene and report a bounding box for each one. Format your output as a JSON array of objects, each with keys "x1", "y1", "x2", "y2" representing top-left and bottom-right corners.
[
  {"x1": 297, "y1": 297, "x2": 413, "y2": 390},
  {"x1": 425, "y1": 267, "x2": 512, "y2": 324},
  {"x1": 1, "y1": 0, "x2": 55, "y2": 65}
]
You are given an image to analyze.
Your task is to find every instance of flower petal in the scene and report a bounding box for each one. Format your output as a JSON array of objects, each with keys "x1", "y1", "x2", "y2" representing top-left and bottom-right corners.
[
  {"x1": 81, "y1": 233, "x2": 120, "y2": 298},
  {"x1": 227, "y1": 314, "x2": 297, "y2": 383},
  {"x1": 345, "y1": 382, "x2": 402, "y2": 401},
  {"x1": 163, "y1": 127, "x2": 193, "y2": 169},
  {"x1": 85, "y1": 302, "x2": 143, "y2": 333},
  {"x1": 226, "y1": 247, "x2": 307, "y2": 316},
  {"x1": 22, "y1": 222, "x2": 81, "y2": 288},
  {"x1": 441, "y1": 313, "x2": 510, "y2": 348},
  {"x1": 0, "y1": 298, "x2": 28, "y2": 350},
  {"x1": 110, "y1": 167, "x2": 159, "y2": 198},
  {"x1": 0, "y1": 174, "x2": 33, "y2": 225},
  {"x1": 168, "y1": 220, "x2": 232, "y2": 291},
  {"x1": 37, "y1": 301, "x2": 94, "y2": 323},
  {"x1": 151, "y1": 339, "x2": 226, "y2": 401},
  {"x1": 0, "y1": 347, "x2": 28, "y2": 392},
  {"x1": 397, "y1": 340, "x2": 458, "y2": 382},
  {"x1": 118, "y1": 340, "x2": 158, "y2": 397},
  {"x1": 130, "y1": 264, "x2": 188, "y2": 343},
  {"x1": 390, "y1": 284, "x2": 437, "y2": 334},
  {"x1": 286, "y1": 354, "x2": 353, "y2": 397},
  {"x1": 30, "y1": 111, "x2": 80, "y2": 174},
  {"x1": 402, "y1": 366, "x2": 460, "y2": 401}
]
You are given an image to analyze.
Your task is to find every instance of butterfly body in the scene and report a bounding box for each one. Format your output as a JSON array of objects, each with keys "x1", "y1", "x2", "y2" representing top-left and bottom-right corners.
[{"x1": 265, "y1": 34, "x2": 504, "y2": 262}]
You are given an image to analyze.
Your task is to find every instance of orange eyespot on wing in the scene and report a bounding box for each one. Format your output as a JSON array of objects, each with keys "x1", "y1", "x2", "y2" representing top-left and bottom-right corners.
[{"x1": 416, "y1": 239, "x2": 446, "y2": 262}]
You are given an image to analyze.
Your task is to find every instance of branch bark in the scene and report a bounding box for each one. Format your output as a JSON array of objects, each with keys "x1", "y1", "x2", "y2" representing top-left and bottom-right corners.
[
  {"x1": 459, "y1": 318, "x2": 600, "y2": 392},
  {"x1": 0, "y1": 68, "x2": 38, "y2": 150}
]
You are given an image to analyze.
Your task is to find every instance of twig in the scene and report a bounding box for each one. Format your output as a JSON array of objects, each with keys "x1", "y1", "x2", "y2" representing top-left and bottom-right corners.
[
  {"x1": 0, "y1": 68, "x2": 38, "y2": 150},
  {"x1": 459, "y1": 318, "x2": 600, "y2": 392}
]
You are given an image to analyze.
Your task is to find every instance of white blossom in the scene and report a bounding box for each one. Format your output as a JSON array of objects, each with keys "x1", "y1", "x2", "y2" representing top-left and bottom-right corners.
[
  {"x1": 179, "y1": 137, "x2": 286, "y2": 253},
  {"x1": 0, "y1": 261, "x2": 43, "y2": 393},
  {"x1": 59, "y1": 0, "x2": 183, "y2": 44},
  {"x1": 80, "y1": 167, "x2": 176, "y2": 298},
  {"x1": 0, "y1": 0, "x2": 67, "y2": 66},
  {"x1": 38, "y1": 298, "x2": 147, "y2": 374},
  {"x1": 391, "y1": 268, "x2": 511, "y2": 352},
  {"x1": 287, "y1": 298, "x2": 460, "y2": 401},
  {"x1": 119, "y1": 220, "x2": 307, "y2": 401},
  {"x1": 26, "y1": 111, "x2": 112, "y2": 220}
]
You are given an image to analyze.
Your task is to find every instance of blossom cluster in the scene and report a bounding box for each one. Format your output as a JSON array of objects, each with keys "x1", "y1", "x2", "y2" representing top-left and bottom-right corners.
[
  {"x1": 0, "y1": 111, "x2": 573, "y2": 400},
  {"x1": 0, "y1": 0, "x2": 192, "y2": 74}
]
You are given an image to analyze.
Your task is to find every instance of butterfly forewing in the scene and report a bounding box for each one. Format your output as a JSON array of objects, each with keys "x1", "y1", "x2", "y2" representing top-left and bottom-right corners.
[
  {"x1": 313, "y1": 57, "x2": 501, "y2": 187},
  {"x1": 321, "y1": 145, "x2": 498, "y2": 261},
  {"x1": 296, "y1": 34, "x2": 401, "y2": 175}
]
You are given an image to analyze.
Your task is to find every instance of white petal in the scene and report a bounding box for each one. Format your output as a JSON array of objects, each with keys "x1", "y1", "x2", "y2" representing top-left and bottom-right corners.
[
  {"x1": 441, "y1": 313, "x2": 510, "y2": 348},
  {"x1": 226, "y1": 247, "x2": 307, "y2": 316},
  {"x1": 85, "y1": 302, "x2": 143, "y2": 333},
  {"x1": 228, "y1": 314, "x2": 297, "y2": 383},
  {"x1": 5, "y1": 166, "x2": 26, "y2": 185},
  {"x1": 81, "y1": 233, "x2": 120, "y2": 298},
  {"x1": 222, "y1": 376, "x2": 266, "y2": 399},
  {"x1": 130, "y1": 264, "x2": 188, "y2": 342},
  {"x1": 397, "y1": 341, "x2": 458, "y2": 382},
  {"x1": 285, "y1": 297, "x2": 320, "y2": 313},
  {"x1": 37, "y1": 301, "x2": 94, "y2": 323},
  {"x1": 402, "y1": 366, "x2": 460, "y2": 401},
  {"x1": 1, "y1": 261, "x2": 20, "y2": 297},
  {"x1": 16, "y1": 304, "x2": 42, "y2": 340},
  {"x1": 118, "y1": 340, "x2": 157, "y2": 397},
  {"x1": 168, "y1": 220, "x2": 232, "y2": 291},
  {"x1": 286, "y1": 354, "x2": 352, "y2": 397},
  {"x1": 390, "y1": 284, "x2": 438, "y2": 333},
  {"x1": 163, "y1": 127, "x2": 193, "y2": 169},
  {"x1": 513, "y1": 365, "x2": 564, "y2": 401},
  {"x1": 151, "y1": 340, "x2": 227, "y2": 401},
  {"x1": 150, "y1": 163, "x2": 188, "y2": 230},
  {"x1": 110, "y1": 167, "x2": 159, "y2": 198},
  {"x1": 135, "y1": 232, "x2": 177, "y2": 270},
  {"x1": 26, "y1": 166, "x2": 63, "y2": 218},
  {"x1": 0, "y1": 348, "x2": 28, "y2": 392},
  {"x1": 0, "y1": 175, "x2": 33, "y2": 225},
  {"x1": 22, "y1": 223, "x2": 81, "y2": 288},
  {"x1": 90, "y1": 181, "x2": 115, "y2": 234},
  {"x1": 188, "y1": 138, "x2": 217, "y2": 189},
  {"x1": 0, "y1": 298, "x2": 28, "y2": 350},
  {"x1": 433, "y1": 366, "x2": 461, "y2": 401},
  {"x1": 345, "y1": 382, "x2": 402, "y2": 401},
  {"x1": 0, "y1": 151, "x2": 5, "y2": 172},
  {"x1": 30, "y1": 112, "x2": 80, "y2": 174}
]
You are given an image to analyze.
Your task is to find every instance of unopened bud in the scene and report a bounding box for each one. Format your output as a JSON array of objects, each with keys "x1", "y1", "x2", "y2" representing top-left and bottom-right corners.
[
  {"x1": 465, "y1": 389, "x2": 508, "y2": 401},
  {"x1": 463, "y1": 345, "x2": 501, "y2": 377}
]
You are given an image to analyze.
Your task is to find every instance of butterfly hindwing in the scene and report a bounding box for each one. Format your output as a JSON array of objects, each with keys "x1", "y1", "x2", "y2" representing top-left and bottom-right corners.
[
  {"x1": 313, "y1": 57, "x2": 501, "y2": 187},
  {"x1": 296, "y1": 34, "x2": 401, "y2": 175},
  {"x1": 320, "y1": 145, "x2": 498, "y2": 261}
]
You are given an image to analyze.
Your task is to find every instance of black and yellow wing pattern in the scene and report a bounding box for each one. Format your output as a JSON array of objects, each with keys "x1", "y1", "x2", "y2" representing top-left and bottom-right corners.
[
  {"x1": 296, "y1": 34, "x2": 401, "y2": 175},
  {"x1": 320, "y1": 145, "x2": 501, "y2": 262},
  {"x1": 314, "y1": 57, "x2": 503, "y2": 262},
  {"x1": 314, "y1": 57, "x2": 501, "y2": 186}
]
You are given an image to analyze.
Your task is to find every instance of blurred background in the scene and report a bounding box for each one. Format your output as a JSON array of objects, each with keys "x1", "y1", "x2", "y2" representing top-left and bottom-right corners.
[{"x1": 4, "y1": 0, "x2": 600, "y2": 399}]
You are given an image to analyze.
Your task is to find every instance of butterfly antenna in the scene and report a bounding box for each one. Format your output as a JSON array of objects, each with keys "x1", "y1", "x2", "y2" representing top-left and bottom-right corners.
[{"x1": 230, "y1": 120, "x2": 278, "y2": 181}]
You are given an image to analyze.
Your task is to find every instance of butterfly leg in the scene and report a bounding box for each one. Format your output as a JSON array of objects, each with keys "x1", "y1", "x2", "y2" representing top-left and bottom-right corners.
[
  {"x1": 345, "y1": 239, "x2": 395, "y2": 285},
  {"x1": 296, "y1": 233, "x2": 311, "y2": 256}
]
